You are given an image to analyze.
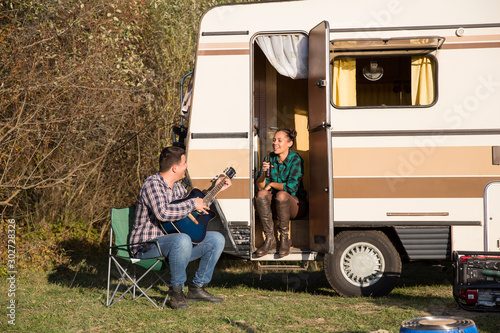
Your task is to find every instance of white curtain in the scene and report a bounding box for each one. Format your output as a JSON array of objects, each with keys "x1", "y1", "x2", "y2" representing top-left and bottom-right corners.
[{"x1": 256, "y1": 35, "x2": 308, "y2": 79}]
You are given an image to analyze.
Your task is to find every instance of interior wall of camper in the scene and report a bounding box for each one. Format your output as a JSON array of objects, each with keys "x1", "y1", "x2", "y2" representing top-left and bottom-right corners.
[{"x1": 253, "y1": 44, "x2": 310, "y2": 192}]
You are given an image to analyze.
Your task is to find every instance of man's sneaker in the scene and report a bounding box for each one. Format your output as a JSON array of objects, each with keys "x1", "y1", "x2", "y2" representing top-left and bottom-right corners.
[
  {"x1": 169, "y1": 285, "x2": 188, "y2": 310},
  {"x1": 186, "y1": 283, "x2": 223, "y2": 303}
]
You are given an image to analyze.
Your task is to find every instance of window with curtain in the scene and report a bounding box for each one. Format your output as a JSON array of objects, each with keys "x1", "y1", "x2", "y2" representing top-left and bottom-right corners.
[{"x1": 332, "y1": 55, "x2": 436, "y2": 107}]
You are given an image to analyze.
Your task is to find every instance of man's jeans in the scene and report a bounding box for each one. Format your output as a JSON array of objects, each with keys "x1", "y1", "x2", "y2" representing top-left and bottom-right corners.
[{"x1": 134, "y1": 231, "x2": 225, "y2": 288}]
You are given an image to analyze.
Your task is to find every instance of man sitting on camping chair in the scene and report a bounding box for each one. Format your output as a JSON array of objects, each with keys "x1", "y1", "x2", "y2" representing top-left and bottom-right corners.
[{"x1": 129, "y1": 145, "x2": 231, "y2": 310}]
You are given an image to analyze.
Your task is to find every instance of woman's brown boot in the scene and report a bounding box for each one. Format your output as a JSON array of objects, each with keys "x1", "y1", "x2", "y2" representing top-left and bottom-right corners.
[
  {"x1": 255, "y1": 196, "x2": 276, "y2": 257},
  {"x1": 276, "y1": 199, "x2": 291, "y2": 257}
]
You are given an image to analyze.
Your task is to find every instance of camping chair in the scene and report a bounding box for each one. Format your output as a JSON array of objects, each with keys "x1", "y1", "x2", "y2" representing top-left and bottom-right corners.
[{"x1": 106, "y1": 206, "x2": 170, "y2": 308}]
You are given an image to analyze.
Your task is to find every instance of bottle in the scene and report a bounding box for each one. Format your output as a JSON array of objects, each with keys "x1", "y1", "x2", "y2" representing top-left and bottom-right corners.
[{"x1": 265, "y1": 152, "x2": 271, "y2": 178}]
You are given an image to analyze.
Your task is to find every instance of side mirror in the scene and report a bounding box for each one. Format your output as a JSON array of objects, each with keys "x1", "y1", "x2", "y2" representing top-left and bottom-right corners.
[
  {"x1": 172, "y1": 125, "x2": 187, "y2": 148},
  {"x1": 180, "y1": 71, "x2": 193, "y2": 119}
]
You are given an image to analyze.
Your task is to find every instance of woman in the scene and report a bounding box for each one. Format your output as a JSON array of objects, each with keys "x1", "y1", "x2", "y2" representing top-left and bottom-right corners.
[{"x1": 255, "y1": 128, "x2": 308, "y2": 257}]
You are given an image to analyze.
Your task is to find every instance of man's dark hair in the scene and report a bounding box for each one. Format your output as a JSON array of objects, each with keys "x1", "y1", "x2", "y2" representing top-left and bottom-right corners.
[{"x1": 159, "y1": 146, "x2": 185, "y2": 172}]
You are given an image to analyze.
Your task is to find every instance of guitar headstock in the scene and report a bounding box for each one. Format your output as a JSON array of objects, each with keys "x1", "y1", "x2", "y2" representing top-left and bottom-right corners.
[{"x1": 223, "y1": 167, "x2": 236, "y2": 179}]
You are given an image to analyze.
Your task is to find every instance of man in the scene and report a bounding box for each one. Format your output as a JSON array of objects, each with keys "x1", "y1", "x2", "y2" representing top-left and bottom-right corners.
[{"x1": 129, "y1": 146, "x2": 231, "y2": 310}]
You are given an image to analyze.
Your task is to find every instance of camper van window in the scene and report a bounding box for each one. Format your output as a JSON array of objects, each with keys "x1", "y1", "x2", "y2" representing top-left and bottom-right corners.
[{"x1": 331, "y1": 55, "x2": 436, "y2": 108}]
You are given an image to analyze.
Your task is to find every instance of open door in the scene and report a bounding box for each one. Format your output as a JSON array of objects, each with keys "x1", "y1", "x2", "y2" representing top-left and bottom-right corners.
[
  {"x1": 485, "y1": 182, "x2": 500, "y2": 251},
  {"x1": 308, "y1": 21, "x2": 334, "y2": 253}
]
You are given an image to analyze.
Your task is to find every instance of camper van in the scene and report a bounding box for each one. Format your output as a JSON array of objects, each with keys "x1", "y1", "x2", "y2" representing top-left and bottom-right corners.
[{"x1": 174, "y1": 0, "x2": 500, "y2": 299}]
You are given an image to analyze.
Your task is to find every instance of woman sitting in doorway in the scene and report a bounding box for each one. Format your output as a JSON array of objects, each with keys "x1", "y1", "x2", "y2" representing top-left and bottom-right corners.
[{"x1": 255, "y1": 128, "x2": 308, "y2": 258}]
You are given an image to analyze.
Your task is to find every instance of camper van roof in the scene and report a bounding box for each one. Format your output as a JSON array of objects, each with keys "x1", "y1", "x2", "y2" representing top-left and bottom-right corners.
[{"x1": 200, "y1": 0, "x2": 500, "y2": 36}]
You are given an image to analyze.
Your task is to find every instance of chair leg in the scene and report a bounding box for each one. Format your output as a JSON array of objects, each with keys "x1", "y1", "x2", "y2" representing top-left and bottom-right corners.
[
  {"x1": 107, "y1": 231, "x2": 114, "y2": 307},
  {"x1": 108, "y1": 259, "x2": 157, "y2": 308},
  {"x1": 132, "y1": 265, "x2": 136, "y2": 300},
  {"x1": 106, "y1": 255, "x2": 112, "y2": 306},
  {"x1": 110, "y1": 258, "x2": 168, "y2": 308},
  {"x1": 161, "y1": 288, "x2": 171, "y2": 309},
  {"x1": 108, "y1": 260, "x2": 134, "y2": 307},
  {"x1": 125, "y1": 263, "x2": 162, "y2": 307},
  {"x1": 107, "y1": 255, "x2": 170, "y2": 309}
]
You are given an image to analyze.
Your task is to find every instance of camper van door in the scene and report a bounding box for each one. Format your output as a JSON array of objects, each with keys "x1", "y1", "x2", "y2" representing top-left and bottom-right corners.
[{"x1": 308, "y1": 21, "x2": 334, "y2": 254}]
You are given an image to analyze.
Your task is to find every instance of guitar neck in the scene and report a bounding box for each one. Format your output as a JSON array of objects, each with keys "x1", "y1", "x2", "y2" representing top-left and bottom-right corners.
[{"x1": 203, "y1": 176, "x2": 226, "y2": 205}]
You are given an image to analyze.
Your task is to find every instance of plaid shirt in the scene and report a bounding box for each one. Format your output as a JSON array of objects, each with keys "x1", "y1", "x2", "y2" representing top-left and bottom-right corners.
[
  {"x1": 258, "y1": 150, "x2": 306, "y2": 199},
  {"x1": 129, "y1": 172, "x2": 196, "y2": 256}
]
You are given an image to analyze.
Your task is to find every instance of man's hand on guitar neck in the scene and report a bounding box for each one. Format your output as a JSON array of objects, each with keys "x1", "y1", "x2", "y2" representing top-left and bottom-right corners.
[
  {"x1": 193, "y1": 176, "x2": 232, "y2": 214},
  {"x1": 216, "y1": 176, "x2": 232, "y2": 192}
]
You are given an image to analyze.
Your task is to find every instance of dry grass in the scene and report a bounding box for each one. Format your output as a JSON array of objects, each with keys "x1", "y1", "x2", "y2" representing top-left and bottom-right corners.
[{"x1": 1, "y1": 259, "x2": 499, "y2": 332}]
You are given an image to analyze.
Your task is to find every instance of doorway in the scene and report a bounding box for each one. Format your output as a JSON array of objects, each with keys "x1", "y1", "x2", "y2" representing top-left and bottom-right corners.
[{"x1": 252, "y1": 38, "x2": 310, "y2": 253}]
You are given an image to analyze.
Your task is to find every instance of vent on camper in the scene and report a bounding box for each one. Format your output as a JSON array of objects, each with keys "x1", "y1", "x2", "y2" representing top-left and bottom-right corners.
[{"x1": 331, "y1": 37, "x2": 445, "y2": 56}]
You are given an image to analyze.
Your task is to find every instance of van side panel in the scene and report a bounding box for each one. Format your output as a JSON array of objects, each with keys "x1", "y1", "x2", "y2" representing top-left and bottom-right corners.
[
  {"x1": 189, "y1": 0, "x2": 500, "y2": 259},
  {"x1": 330, "y1": 29, "x2": 500, "y2": 253}
]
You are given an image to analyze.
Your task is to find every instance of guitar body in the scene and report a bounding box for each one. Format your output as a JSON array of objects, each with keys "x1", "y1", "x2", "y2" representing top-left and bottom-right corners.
[{"x1": 160, "y1": 188, "x2": 216, "y2": 244}]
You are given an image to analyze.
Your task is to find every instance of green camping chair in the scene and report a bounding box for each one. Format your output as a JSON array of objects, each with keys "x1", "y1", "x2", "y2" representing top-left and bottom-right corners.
[{"x1": 106, "y1": 206, "x2": 169, "y2": 308}]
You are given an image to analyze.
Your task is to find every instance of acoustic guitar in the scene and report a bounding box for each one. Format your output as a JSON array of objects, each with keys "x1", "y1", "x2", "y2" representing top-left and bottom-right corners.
[{"x1": 161, "y1": 167, "x2": 236, "y2": 244}]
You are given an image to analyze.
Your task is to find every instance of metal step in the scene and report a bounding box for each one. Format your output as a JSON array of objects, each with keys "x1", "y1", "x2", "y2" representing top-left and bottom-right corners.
[
  {"x1": 257, "y1": 260, "x2": 311, "y2": 272},
  {"x1": 251, "y1": 248, "x2": 317, "y2": 261}
]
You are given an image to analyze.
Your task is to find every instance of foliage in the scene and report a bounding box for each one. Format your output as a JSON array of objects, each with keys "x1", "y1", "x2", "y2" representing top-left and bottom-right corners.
[{"x1": 0, "y1": 0, "x2": 248, "y2": 271}]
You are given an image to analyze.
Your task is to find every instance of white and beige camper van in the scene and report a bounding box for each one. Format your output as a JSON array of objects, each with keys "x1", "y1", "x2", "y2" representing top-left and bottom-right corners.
[{"x1": 173, "y1": 0, "x2": 500, "y2": 299}]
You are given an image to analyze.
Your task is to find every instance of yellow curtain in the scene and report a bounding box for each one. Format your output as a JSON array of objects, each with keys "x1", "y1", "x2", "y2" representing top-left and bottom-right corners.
[
  {"x1": 332, "y1": 58, "x2": 356, "y2": 106},
  {"x1": 411, "y1": 56, "x2": 435, "y2": 105}
]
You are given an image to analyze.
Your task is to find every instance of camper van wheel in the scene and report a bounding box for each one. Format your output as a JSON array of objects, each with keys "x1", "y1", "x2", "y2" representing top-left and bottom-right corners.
[{"x1": 324, "y1": 230, "x2": 402, "y2": 297}]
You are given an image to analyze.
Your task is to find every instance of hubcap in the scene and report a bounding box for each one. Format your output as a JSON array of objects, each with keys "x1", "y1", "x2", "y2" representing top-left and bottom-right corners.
[{"x1": 340, "y1": 242, "x2": 385, "y2": 287}]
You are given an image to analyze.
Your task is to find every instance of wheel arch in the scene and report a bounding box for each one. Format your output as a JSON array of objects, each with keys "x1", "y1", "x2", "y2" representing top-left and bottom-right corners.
[{"x1": 333, "y1": 226, "x2": 409, "y2": 262}]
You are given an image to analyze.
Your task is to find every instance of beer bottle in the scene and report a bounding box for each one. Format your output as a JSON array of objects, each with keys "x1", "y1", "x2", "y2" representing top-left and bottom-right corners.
[{"x1": 265, "y1": 152, "x2": 271, "y2": 178}]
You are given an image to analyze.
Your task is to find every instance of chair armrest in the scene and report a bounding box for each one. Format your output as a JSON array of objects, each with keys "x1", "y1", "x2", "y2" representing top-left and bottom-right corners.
[
  {"x1": 110, "y1": 239, "x2": 157, "y2": 249},
  {"x1": 111, "y1": 239, "x2": 164, "y2": 258}
]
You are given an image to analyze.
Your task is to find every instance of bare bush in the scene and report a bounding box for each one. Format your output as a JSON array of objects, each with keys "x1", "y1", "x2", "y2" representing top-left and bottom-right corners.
[
  {"x1": 1, "y1": 0, "x2": 161, "y2": 229},
  {"x1": 0, "y1": 0, "x2": 250, "y2": 270}
]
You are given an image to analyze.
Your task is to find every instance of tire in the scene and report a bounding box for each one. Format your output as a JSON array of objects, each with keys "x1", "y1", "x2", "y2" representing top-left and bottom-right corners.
[{"x1": 324, "y1": 230, "x2": 402, "y2": 297}]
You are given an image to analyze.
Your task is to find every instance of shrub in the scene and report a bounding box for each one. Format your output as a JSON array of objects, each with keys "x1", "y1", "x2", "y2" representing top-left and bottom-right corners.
[{"x1": 0, "y1": 0, "x2": 250, "y2": 271}]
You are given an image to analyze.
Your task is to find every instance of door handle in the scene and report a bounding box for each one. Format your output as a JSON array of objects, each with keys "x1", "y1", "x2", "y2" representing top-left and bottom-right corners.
[
  {"x1": 309, "y1": 121, "x2": 331, "y2": 133},
  {"x1": 314, "y1": 79, "x2": 327, "y2": 88}
]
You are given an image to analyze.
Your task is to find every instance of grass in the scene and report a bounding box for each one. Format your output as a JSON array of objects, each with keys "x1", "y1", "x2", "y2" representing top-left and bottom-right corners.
[{"x1": 2, "y1": 248, "x2": 500, "y2": 332}]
